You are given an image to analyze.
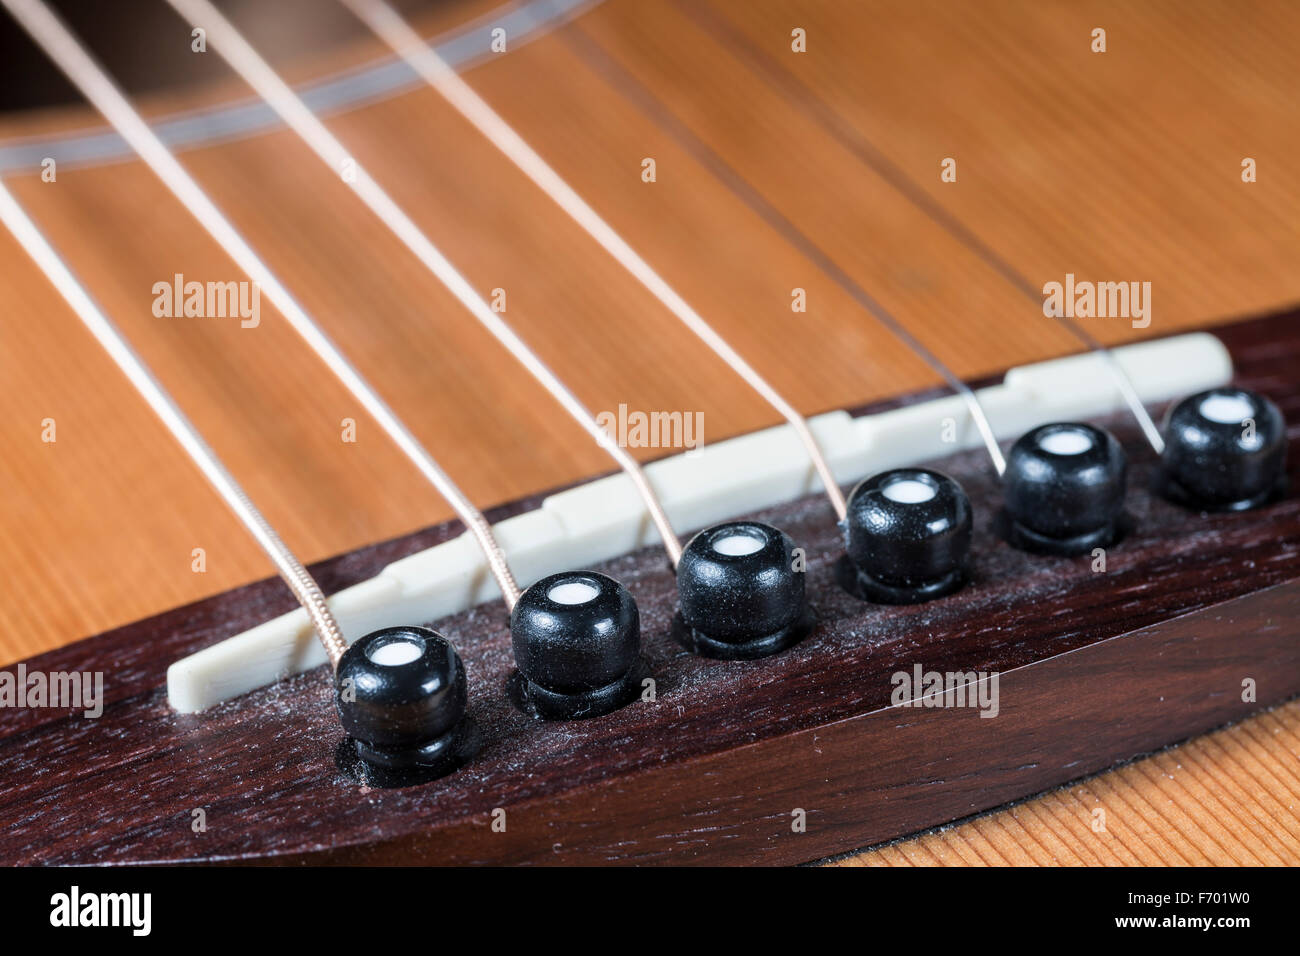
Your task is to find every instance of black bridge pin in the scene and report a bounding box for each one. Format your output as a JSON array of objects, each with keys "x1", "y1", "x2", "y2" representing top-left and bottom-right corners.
[
  {"x1": 1161, "y1": 387, "x2": 1287, "y2": 511},
  {"x1": 673, "y1": 520, "x2": 813, "y2": 660},
  {"x1": 509, "y1": 570, "x2": 646, "y2": 720},
  {"x1": 1002, "y1": 422, "x2": 1128, "y2": 556},
  {"x1": 839, "y1": 468, "x2": 973, "y2": 603},
  {"x1": 334, "y1": 626, "x2": 477, "y2": 786}
]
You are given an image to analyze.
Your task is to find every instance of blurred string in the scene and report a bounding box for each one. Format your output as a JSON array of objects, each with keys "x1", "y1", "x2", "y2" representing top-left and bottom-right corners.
[
  {"x1": 682, "y1": 0, "x2": 1164, "y2": 454},
  {"x1": 1, "y1": 0, "x2": 527, "y2": 607},
  {"x1": 0, "y1": 176, "x2": 348, "y2": 667},
  {"x1": 0, "y1": 0, "x2": 600, "y2": 171},
  {"x1": 335, "y1": 0, "x2": 857, "y2": 511}
]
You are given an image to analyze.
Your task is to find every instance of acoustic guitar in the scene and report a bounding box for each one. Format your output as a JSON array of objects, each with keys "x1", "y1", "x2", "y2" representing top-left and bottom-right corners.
[{"x1": 0, "y1": 0, "x2": 1296, "y2": 867}]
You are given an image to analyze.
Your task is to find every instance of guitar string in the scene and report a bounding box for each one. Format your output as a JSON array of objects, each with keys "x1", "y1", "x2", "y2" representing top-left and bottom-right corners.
[
  {"x1": 684, "y1": 0, "x2": 1166, "y2": 455},
  {"x1": 0, "y1": 178, "x2": 349, "y2": 667},
  {"x1": 336, "y1": 0, "x2": 856, "y2": 512},
  {"x1": 157, "y1": 0, "x2": 689, "y2": 567},
  {"x1": 1, "y1": 0, "x2": 527, "y2": 607},
  {"x1": 546, "y1": 15, "x2": 1010, "y2": 476}
]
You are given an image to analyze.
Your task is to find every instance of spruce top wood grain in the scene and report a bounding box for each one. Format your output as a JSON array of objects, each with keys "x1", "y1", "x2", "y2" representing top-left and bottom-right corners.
[
  {"x1": 2, "y1": 0, "x2": 1297, "y2": 664},
  {"x1": 0, "y1": 0, "x2": 1296, "y2": 866}
]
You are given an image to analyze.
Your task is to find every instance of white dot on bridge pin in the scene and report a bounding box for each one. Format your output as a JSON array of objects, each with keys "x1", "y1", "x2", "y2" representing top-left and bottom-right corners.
[
  {"x1": 1038, "y1": 428, "x2": 1094, "y2": 455},
  {"x1": 1199, "y1": 393, "x2": 1253, "y2": 425},
  {"x1": 548, "y1": 580, "x2": 600, "y2": 605},
  {"x1": 712, "y1": 532, "x2": 765, "y2": 556},
  {"x1": 882, "y1": 478, "x2": 937, "y2": 504},
  {"x1": 367, "y1": 639, "x2": 423, "y2": 666}
]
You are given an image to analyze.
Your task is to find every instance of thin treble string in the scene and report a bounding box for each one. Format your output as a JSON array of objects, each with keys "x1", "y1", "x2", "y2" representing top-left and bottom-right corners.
[
  {"x1": 1, "y1": 0, "x2": 525, "y2": 607},
  {"x1": 685, "y1": 0, "x2": 1165, "y2": 455},
  {"x1": 0, "y1": 178, "x2": 348, "y2": 668},
  {"x1": 553, "y1": 15, "x2": 1011, "y2": 476},
  {"x1": 336, "y1": 0, "x2": 853, "y2": 518},
  {"x1": 159, "y1": 0, "x2": 687, "y2": 565},
  {"x1": 1043, "y1": 318, "x2": 1165, "y2": 454}
]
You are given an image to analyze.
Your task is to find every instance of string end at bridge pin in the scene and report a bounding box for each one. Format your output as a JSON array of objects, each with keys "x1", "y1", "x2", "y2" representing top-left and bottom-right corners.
[
  {"x1": 152, "y1": 0, "x2": 665, "y2": 717},
  {"x1": 1, "y1": 0, "x2": 526, "y2": 780},
  {"x1": 339, "y1": 0, "x2": 853, "y2": 659}
]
